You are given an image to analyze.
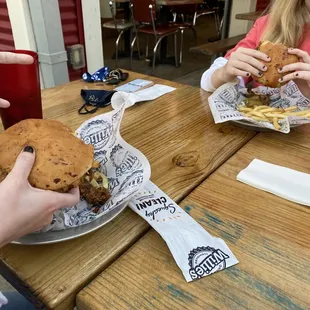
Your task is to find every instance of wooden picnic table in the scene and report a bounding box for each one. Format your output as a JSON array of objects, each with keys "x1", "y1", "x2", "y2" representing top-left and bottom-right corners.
[
  {"x1": 235, "y1": 11, "x2": 263, "y2": 21},
  {"x1": 0, "y1": 72, "x2": 255, "y2": 309},
  {"x1": 77, "y1": 124, "x2": 310, "y2": 309}
]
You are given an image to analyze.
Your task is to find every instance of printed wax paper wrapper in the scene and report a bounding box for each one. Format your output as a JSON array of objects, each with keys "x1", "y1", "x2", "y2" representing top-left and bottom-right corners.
[
  {"x1": 129, "y1": 181, "x2": 239, "y2": 282},
  {"x1": 208, "y1": 81, "x2": 310, "y2": 133},
  {"x1": 44, "y1": 84, "x2": 176, "y2": 231}
]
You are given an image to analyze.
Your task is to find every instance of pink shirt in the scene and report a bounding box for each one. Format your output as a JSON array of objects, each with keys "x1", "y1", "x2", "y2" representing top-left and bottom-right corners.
[{"x1": 224, "y1": 15, "x2": 310, "y2": 86}]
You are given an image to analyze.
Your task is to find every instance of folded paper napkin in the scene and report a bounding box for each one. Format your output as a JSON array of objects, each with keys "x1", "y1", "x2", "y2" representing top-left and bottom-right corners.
[
  {"x1": 237, "y1": 159, "x2": 310, "y2": 206},
  {"x1": 111, "y1": 84, "x2": 176, "y2": 110}
]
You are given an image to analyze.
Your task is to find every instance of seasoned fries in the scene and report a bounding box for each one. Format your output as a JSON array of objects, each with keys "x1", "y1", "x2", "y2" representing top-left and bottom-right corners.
[{"x1": 238, "y1": 104, "x2": 310, "y2": 130}]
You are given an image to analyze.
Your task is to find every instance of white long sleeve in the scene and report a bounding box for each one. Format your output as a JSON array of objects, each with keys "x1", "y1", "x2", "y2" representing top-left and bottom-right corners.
[
  {"x1": 200, "y1": 57, "x2": 228, "y2": 92},
  {"x1": 200, "y1": 57, "x2": 245, "y2": 92},
  {"x1": 0, "y1": 292, "x2": 8, "y2": 308}
]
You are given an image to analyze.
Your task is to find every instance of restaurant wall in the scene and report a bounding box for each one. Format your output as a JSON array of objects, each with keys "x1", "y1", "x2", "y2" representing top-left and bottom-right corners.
[
  {"x1": 81, "y1": 0, "x2": 104, "y2": 73},
  {"x1": 58, "y1": 0, "x2": 87, "y2": 81},
  {"x1": 229, "y1": 0, "x2": 257, "y2": 37},
  {"x1": 100, "y1": 0, "x2": 112, "y2": 18},
  {"x1": 0, "y1": 0, "x2": 15, "y2": 50}
]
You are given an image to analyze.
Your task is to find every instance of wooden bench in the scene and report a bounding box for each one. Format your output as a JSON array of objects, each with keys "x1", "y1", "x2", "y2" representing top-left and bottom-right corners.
[
  {"x1": 190, "y1": 34, "x2": 246, "y2": 61},
  {"x1": 235, "y1": 11, "x2": 263, "y2": 21}
]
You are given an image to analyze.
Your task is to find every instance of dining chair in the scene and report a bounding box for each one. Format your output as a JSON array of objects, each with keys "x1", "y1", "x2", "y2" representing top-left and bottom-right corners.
[
  {"x1": 170, "y1": 4, "x2": 198, "y2": 65},
  {"x1": 130, "y1": 0, "x2": 179, "y2": 73},
  {"x1": 102, "y1": 1, "x2": 134, "y2": 68},
  {"x1": 198, "y1": 0, "x2": 221, "y2": 33}
]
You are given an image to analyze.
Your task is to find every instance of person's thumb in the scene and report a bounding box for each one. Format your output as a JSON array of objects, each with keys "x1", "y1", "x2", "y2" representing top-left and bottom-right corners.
[{"x1": 10, "y1": 146, "x2": 35, "y2": 180}]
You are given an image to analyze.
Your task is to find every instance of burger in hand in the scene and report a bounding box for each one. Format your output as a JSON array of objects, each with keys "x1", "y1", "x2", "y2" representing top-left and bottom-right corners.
[
  {"x1": 0, "y1": 119, "x2": 110, "y2": 206},
  {"x1": 253, "y1": 41, "x2": 299, "y2": 88}
]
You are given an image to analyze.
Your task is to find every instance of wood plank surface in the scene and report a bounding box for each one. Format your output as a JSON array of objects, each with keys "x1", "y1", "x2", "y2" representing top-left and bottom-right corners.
[
  {"x1": 190, "y1": 34, "x2": 246, "y2": 55},
  {"x1": 0, "y1": 73, "x2": 255, "y2": 310},
  {"x1": 235, "y1": 11, "x2": 263, "y2": 21},
  {"x1": 77, "y1": 127, "x2": 310, "y2": 310}
]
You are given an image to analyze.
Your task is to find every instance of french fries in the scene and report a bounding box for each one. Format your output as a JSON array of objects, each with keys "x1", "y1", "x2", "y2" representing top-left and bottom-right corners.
[
  {"x1": 273, "y1": 117, "x2": 281, "y2": 130},
  {"x1": 238, "y1": 104, "x2": 310, "y2": 130}
]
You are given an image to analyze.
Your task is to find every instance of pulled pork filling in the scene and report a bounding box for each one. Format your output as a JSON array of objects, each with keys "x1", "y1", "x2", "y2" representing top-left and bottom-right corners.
[{"x1": 79, "y1": 161, "x2": 111, "y2": 205}]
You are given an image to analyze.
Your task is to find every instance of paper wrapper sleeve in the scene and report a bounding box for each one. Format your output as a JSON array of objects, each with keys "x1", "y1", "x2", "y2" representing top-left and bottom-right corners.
[{"x1": 128, "y1": 181, "x2": 239, "y2": 282}]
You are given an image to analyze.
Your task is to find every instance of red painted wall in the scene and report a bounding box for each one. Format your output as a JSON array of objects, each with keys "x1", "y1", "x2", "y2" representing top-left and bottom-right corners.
[
  {"x1": 58, "y1": 0, "x2": 87, "y2": 81},
  {"x1": 0, "y1": 0, "x2": 15, "y2": 50}
]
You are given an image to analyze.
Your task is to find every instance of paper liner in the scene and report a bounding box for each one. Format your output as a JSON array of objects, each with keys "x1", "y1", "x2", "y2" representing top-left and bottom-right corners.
[{"x1": 208, "y1": 81, "x2": 310, "y2": 133}]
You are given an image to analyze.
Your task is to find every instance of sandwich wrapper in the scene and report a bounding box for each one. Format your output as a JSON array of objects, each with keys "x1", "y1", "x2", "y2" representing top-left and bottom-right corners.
[
  {"x1": 128, "y1": 181, "x2": 239, "y2": 282},
  {"x1": 237, "y1": 159, "x2": 310, "y2": 206},
  {"x1": 44, "y1": 84, "x2": 175, "y2": 231},
  {"x1": 208, "y1": 80, "x2": 310, "y2": 133},
  {"x1": 42, "y1": 84, "x2": 238, "y2": 283}
]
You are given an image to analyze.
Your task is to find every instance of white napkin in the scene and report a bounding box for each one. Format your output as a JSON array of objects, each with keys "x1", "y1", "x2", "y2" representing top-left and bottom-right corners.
[
  {"x1": 237, "y1": 159, "x2": 310, "y2": 206},
  {"x1": 111, "y1": 84, "x2": 176, "y2": 110}
]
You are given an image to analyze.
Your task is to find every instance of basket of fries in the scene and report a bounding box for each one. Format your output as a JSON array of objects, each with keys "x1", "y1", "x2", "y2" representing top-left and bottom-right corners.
[{"x1": 208, "y1": 81, "x2": 310, "y2": 133}]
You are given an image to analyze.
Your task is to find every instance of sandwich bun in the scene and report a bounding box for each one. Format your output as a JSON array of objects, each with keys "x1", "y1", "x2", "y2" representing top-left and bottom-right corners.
[
  {"x1": 0, "y1": 119, "x2": 94, "y2": 192},
  {"x1": 254, "y1": 41, "x2": 299, "y2": 88}
]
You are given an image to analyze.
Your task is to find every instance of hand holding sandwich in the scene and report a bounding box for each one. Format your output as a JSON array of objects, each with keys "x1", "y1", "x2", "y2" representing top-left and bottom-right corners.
[
  {"x1": 279, "y1": 48, "x2": 310, "y2": 98},
  {"x1": 211, "y1": 47, "x2": 270, "y2": 89},
  {"x1": 254, "y1": 43, "x2": 310, "y2": 97},
  {"x1": 0, "y1": 146, "x2": 80, "y2": 247}
]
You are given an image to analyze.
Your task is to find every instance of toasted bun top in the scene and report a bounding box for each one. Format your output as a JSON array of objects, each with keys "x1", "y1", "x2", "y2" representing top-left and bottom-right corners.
[
  {"x1": 254, "y1": 41, "x2": 299, "y2": 88},
  {"x1": 0, "y1": 119, "x2": 94, "y2": 191}
]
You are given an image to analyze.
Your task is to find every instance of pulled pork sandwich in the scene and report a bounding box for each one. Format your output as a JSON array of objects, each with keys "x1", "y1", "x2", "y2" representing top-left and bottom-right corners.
[
  {"x1": 254, "y1": 41, "x2": 299, "y2": 88},
  {"x1": 0, "y1": 119, "x2": 110, "y2": 205}
]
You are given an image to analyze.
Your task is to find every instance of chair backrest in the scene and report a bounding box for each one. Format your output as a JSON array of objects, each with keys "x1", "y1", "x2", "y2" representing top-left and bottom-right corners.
[
  {"x1": 108, "y1": 1, "x2": 119, "y2": 31},
  {"x1": 203, "y1": 0, "x2": 219, "y2": 9},
  {"x1": 171, "y1": 4, "x2": 198, "y2": 15},
  {"x1": 130, "y1": 0, "x2": 156, "y2": 24}
]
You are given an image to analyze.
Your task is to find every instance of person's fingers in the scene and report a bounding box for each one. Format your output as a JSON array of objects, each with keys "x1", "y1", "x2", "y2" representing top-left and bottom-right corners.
[
  {"x1": 0, "y1": 98, "x2": 10, "y2": 108},
  {"x1": 236, "y1": 47, "x2": 271, "y2": 62},
  {"x1": 68, "y1": 186, "x2": 80, "y2": 197},
  {"x1": 9, "y1": 146, "x2": 35, "y2": 180},
  {"x1": 279, "y1": 71, "x2": 310, "y2": 84},
  {"x1": 236, "y1": 53, "x2": 267, "y2": 72},
  {"x1": 48, "y1": 187, "x2": 80, "y2": 212},
  {"x1": 280, "y1": 62, "x2": 310, "y2": 73},
  {"x1": 31, "y1": 215, "x2": 54, "y2": 233},
  {"x1": 0, "y1": 52, "x2": 34, "y2": 64},
  {"x1": 225, "y1": 62, "x2": 250, "y2": 78},
  {"x1": 231, "y1": 60, "x2": 264, "y2": 77},
  {"x1": 288, "y1": 48, "x2": 310, "y2": 64}
]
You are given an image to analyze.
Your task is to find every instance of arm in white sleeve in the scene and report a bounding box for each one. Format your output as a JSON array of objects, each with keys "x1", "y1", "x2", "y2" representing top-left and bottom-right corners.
[
  {"x1": 0, "y1": 292, "x2": 8, "y2": 308},
  {"x1": 200, "y1": 57, "x2": 245, "y2": 92}
]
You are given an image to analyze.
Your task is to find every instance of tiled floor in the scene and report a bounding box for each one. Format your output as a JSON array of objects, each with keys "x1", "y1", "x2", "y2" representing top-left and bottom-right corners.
[
  {"x1": 0, "y1": 15, "x2": 216, "y2": 293},
  {"x1": 103, "y1": 15, "x2": 215, "y2": 86}
]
